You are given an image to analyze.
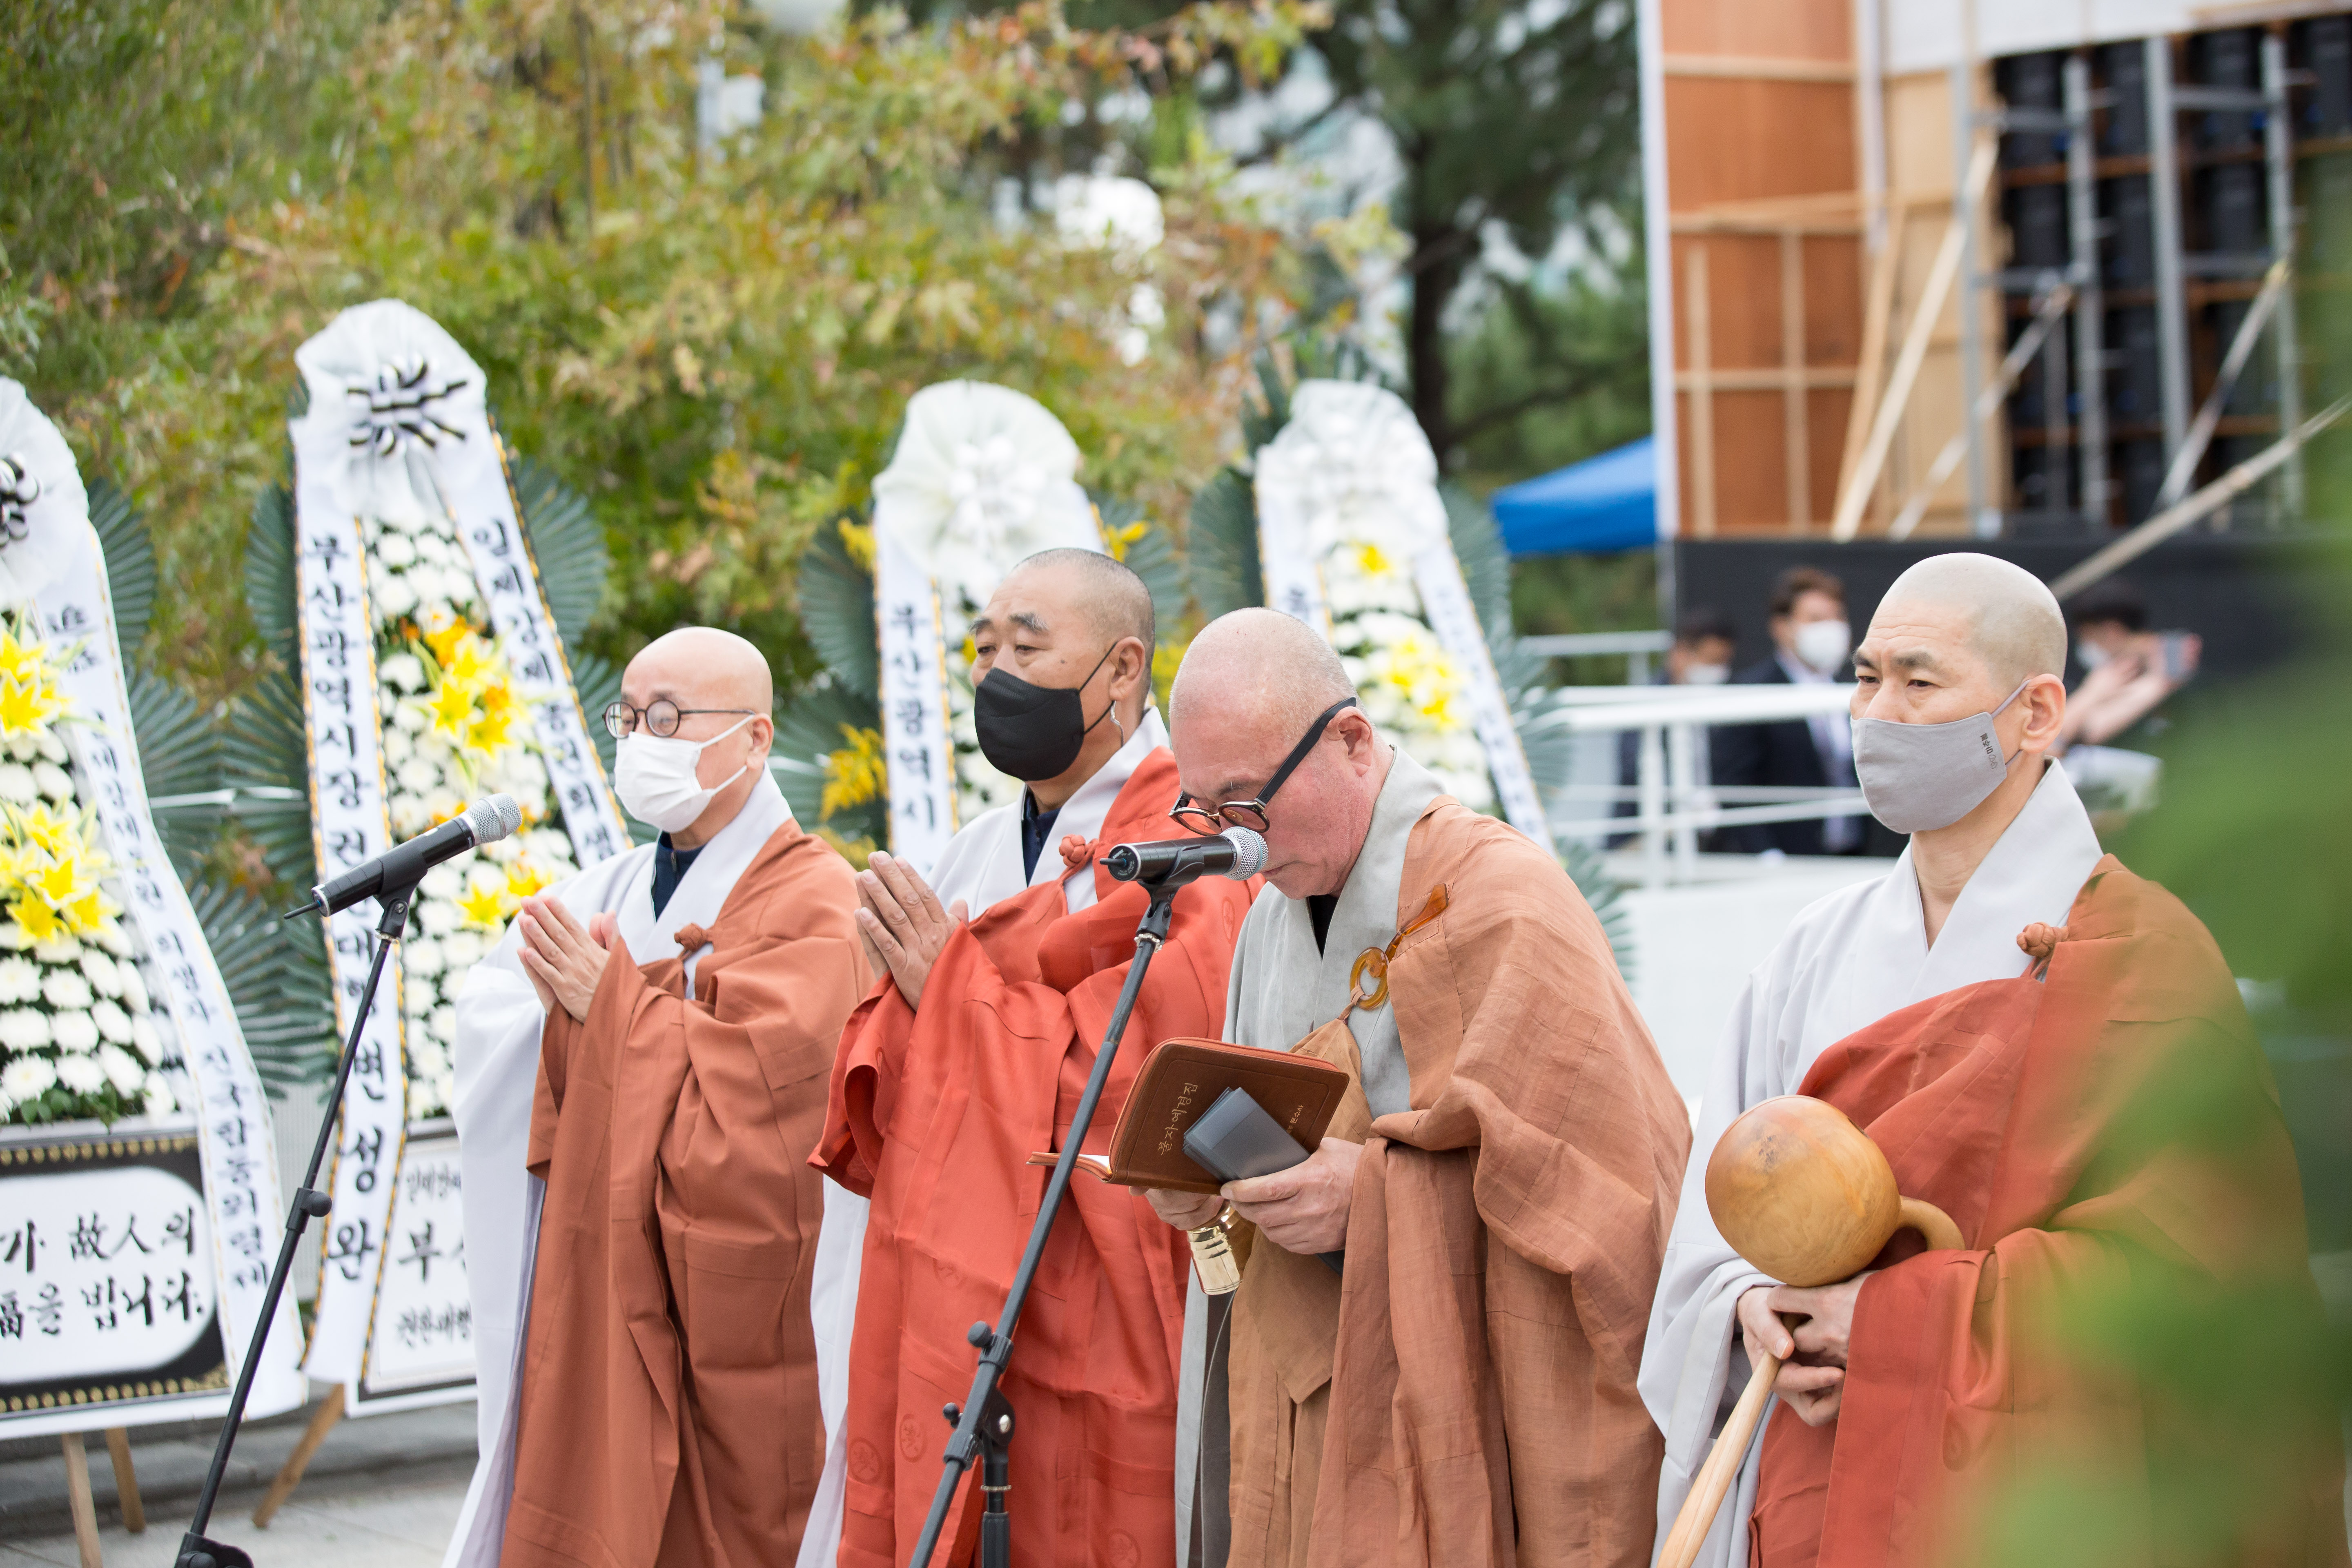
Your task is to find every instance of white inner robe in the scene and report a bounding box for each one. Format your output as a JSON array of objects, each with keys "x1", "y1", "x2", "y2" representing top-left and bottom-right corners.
[
  {"x1": 1635, "y1": 760, "x2": 2104, "y2": 1568},
  {"x1": 439, "y1": 772, "x2": 794, "y2": 1568},
  {"x1": 797, "y1": 708, "x2": 1169, "y2": 1568}
]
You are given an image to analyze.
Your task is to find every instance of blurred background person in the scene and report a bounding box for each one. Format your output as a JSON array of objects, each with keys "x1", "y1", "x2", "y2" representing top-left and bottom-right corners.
[
  {"x1": 1711, "y1": 568, "x2": 1896, "y2": 858},
  {"x1": 2055, "y1": 579, "x2": 2202, "y2": 752},
  {"x1": 1613, "y1": 609, "x2": 1738, "y2": 841}
]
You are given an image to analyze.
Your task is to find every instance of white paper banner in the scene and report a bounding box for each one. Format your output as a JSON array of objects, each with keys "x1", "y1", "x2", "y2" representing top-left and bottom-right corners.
[
  {"x1": 288, "y1": 300, "x2": 628, "y2": 1391},
  {"x1": 869, "y1": 381, "x2": 1102, "y2": 873},
  {"x1": 1253, "y1": 380, "x2": 1551, "y2": 844},
  {"x1": 359, "y1": 1125, "x2": 470, "y2": 1400},
  {"x1": 0, "y1": 378, "x2": 304, "y2": 1435}
]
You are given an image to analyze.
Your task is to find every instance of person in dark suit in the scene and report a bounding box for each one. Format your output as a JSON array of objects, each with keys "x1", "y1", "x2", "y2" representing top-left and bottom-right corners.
[
  {"x1": 1712, "y1": 567, "x2": 1900, "y2": 857},
  {"x1": 1612, "y1": 610, "x2": 1738, "y2": 844}
]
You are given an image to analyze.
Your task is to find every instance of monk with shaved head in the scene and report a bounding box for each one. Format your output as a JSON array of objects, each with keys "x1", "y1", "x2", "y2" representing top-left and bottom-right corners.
[
  {"x1": 810, "y1": 548, "x2": 1259, "y2": 1568},
  {"x1": 1641, "y1": 554, "x2": 2341, "y2": 1568},
  {"x1": 444, "y1": 625, "x2": 867, "y2": 1568},
  {"x1": 1151, "y1": 608, "x2": 1690, "y2": 1568}
]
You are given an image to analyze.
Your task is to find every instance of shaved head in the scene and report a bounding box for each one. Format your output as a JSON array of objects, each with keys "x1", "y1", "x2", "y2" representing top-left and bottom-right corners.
[
  {"x1": 1169, "y1": 608, "x2": 1352, "y2": 740},
  {"x1": 1875, "y1": 553, "x2": 2067, "y2": 688},
  {"x1": 1001, "y1": 547, "x2": 1155, "y2": 653},
  {"x1": 628, "y1": 625, "x2": 774, "y2": 715}
]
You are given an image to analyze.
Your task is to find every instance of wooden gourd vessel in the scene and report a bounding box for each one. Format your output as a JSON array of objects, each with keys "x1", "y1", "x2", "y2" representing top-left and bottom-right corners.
[{"x1": 1654, "y1": 1095, "x2": 1965, "y2": 1568}]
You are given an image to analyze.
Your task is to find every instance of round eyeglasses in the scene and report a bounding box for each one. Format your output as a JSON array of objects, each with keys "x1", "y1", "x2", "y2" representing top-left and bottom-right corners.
[
  {"x1": 602, "y1": 700, "x2": 759, "y2": 739},
  {"x1": 1171, "y1": 697, "x2": 1357, "y2": 836}
]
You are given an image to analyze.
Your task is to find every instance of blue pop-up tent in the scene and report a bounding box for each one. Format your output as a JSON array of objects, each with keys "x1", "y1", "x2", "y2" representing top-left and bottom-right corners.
[{"x1": 1490, "y1": 436, "x2": 1657, "y2": 557}]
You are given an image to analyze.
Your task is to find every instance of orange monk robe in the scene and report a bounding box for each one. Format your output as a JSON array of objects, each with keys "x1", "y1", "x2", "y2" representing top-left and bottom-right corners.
[
  {"x1": 503, "y1": 822, "x2": 866, "y2": 1568},
  {"x1": 814, "y1": 750, "x2": 1258, "y2": 1568},
  {"x1": 1751, "y1": 857, "x2": 2348, "y2": 1568},
  {"x1": 1296, "y1": 796, "x2": 1692, "y2": 1568}
]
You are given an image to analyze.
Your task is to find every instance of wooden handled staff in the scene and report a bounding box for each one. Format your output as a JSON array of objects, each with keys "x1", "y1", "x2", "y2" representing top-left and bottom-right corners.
[{"x1": 1655, "y1": 1096, "x2": 1964, "y2": 1568}]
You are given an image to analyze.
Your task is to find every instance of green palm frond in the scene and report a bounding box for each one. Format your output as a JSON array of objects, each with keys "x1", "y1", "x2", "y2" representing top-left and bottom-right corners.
[
  {"x1": 797, "y1": 520, "x2": 878, "y2": 701},
  {"x1": 247, "y1": 482, "x2": 299, "y2": 670},
  {"x1": 89, "y1": 479, "x2": 156, "y2": 657},
  {"x1": 573, "y1": 649, "x2": 623, "y2": 780},
  {"x1": 773, "y1": 677, "x2": 883, "y2": 845},
  {"x1": 187, "y1": 878, "x2": 336, "y2": 1093},
  {"x1": 1185, "y1": 470, "x2": 1263, "y2": 623},
  {"x1": 129, "y1": 669, "x2": 225, "y2": 879},
  {"x1": 1095, "y1": 493, "x2": 1189, "y2": 639},
  {"x1": 223, "y1": 668, "x2": 315, "y2": 891},
  {"x1": 512, "y1": 455, "x2": 608, "y2": 648}
]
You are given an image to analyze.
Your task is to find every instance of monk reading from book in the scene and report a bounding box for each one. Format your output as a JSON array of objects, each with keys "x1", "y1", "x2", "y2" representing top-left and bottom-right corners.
[
  {"x1": 812, "y1": 549, "x2": 1260, "y2": 1568},
  {"x1": 1146, "y1": 608, "x2": 1691, "y2": 1568}
]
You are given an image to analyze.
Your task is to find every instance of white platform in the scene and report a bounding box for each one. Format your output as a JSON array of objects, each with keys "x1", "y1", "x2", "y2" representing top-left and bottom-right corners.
[{"x1": 1609, "y1": 854, "x2": 1893, "y2": 1108}]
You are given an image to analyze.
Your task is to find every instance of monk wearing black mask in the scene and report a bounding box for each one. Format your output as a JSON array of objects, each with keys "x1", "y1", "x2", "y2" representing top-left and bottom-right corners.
[{"x1": 808, "y1": 547, "x2": 1259, "y2": 1568}]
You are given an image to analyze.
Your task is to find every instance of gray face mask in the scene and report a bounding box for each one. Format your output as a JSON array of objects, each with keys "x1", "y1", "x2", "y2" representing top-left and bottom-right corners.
[{"x1": 1850, "y1": 681, "x2": 2030, "y2": 835}]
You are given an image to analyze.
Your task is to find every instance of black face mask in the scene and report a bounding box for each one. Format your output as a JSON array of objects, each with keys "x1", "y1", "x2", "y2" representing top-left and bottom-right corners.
[{"x1": 973, "y1": 644, "x2": 1117, "y2": 782}]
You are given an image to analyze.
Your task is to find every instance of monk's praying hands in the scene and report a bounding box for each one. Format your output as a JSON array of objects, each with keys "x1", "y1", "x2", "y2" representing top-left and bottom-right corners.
[
  {"x1": 855, "y1": 850, "x2": 968, "y2": 1009},
  {"x1": 517, "y1": 894, "x2": 610, "y2": 1023}
]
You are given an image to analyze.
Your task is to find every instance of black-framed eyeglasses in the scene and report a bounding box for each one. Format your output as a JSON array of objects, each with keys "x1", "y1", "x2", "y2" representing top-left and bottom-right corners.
[
  {"x1": 602, "y1": 700, "x2": 758, "y2": 739},
  {"x1": 1172, "y1": 697, "x2": 1357, "y2": 837}
]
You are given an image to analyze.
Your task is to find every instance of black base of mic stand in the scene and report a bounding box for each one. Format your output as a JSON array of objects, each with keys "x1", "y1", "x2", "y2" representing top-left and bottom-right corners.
[
  {"x1": 174, "y1": 885, "x2": 415, "y2": 1568},
  {"x1": 905, "y1": 876, "x2": 1181, "y2": 1568}
]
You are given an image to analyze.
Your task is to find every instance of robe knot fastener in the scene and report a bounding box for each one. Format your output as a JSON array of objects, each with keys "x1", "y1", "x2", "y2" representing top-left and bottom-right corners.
[
  {"x1": 1057, "y1": 833, "x2": 1101, "y2": 872},
  {"x1": 2014, "y1": 921, "x2": 2067, "y2": 969},
  {"x1": 672, "y1": 921, "x2": 714, "y2": 954}
]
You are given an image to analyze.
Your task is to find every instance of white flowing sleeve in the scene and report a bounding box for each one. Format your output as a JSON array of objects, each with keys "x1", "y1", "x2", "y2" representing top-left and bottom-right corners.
[
  {"x1": 797, "y1": 1176, "x2": 871, "y2": 1568},
  {"x1": 1635, "y1": 964, "x2": 1793, "y2": 1568}
]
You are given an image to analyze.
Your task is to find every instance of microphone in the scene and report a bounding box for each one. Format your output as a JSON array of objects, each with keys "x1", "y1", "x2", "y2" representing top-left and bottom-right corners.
[
  {"x1": 287, "y1": 795, "x2": 524, "y2": 919},
  {"x1": 1104, "y1": 827, "x2": 1268, "y2": 887}
]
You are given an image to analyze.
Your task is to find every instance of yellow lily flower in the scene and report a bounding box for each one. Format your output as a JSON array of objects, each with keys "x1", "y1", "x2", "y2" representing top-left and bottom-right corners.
[{"x1": 454, "y1": 880, "x2": 512, "y2": 931}]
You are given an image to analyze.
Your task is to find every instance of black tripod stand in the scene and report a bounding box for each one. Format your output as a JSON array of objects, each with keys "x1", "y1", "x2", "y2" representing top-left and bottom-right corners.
[
  {"x1": 903, "y1": 872, "x2": 1183, "y2": 1568},
  {"x1": 173, "y1": 884, "x2": 415, "y2": 1568}
]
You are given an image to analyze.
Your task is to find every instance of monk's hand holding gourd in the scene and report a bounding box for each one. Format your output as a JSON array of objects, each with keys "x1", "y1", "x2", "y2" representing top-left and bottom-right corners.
[
  {"x1": 1224, "y1": 1137, "x2": 1361, "y2": 1254},
  {"x1": 1141, "y1": 1187, "x2": 1225, "y2": 1230},
  {"x1": 517, "y1": 894, "x2": 612, "y2": 1024},
  {"x1": 1735, "y1": 1274, "x2": 1871, "y2": 1428},
  {"x1": 854, "y1": 851, "x2": 969, "y2": 1009}
]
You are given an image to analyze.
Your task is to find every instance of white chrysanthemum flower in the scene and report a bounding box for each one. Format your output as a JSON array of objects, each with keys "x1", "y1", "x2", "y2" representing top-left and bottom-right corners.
[
  {"x1": 92, "y1": 998, "x2": 134, "y2": 1045},
  {"x1": 412, "y1": 531, "x2": 450, "y2": 565},
  {"x1": 42, "y1": 970, "x2": 93, "y2": 1011},
  {"x1": 32, "y1": 762, "x2": 72, "y2": 802},
  {"x1": 396, "y1": 757, "x2": 441, "y2": 796},
  {"x1": 380, "y1": 650, "x2": 426, "y2": 691},
  {"x1": 376, "y1": 534, "x2": 419, "y2": 570},
  {"x1": 403, "y1": 978, "x2": 435, "y2": 1017},
  {"x1": 130, "y1": 1013, "x2": 164, "y2": 1065},
  {"x1": 0, "y1": 764, "x2": 37, "y2": 805},
  {"x1": 441, "y1": 931, "x2": 484, "y2": 969},
  {"x1": 428, "y1": 1004, "x2": 458, "y2": 1045},
  {"x1": 0, "y1": 922, "x2": 28, "y2": 951},
  {"x1": 424, "y1": 787, "x2": 463, "y2": 823},
  {"x1": 419, "y1": 863, "x2": 463, "y2": 900},
  {"x1": 118, "y1": 963, "x2": 149, "y2": 1015},
  {"x1": 95, "y1": 922, "x2": 132, "y2": 957},
  {"x1": 383, "y1": 726, "x2": 414, "y2": 766},
  {"x1": 482, "y1": 835, "x2": 521, "y2": 865},
  {"x1": 417, "y1": 900, "x2": 459, "y2": 937},
  {"x1": 389, "y1": 793, "x2": 435, "y2": 837},
  {"x1": 143, "y1": 1074, "x2": 176, "y2": 1116},
  {"x1": 2, "y1": 1054, "x2": 56, "y2": 1100},
  {"x1": 56, "y1": 1054, "x2": 106, "y2": 1094},
  {"x1": 98, "y1": 1043, "x2": 146, "y2": 1094},
  {"x1": 51, "y1": 1010, "x2": 100, "y2": 1053},
  {"x1": 465, "y1": 861, "x2": 505, "y2": 895},
  {"x1": 78, "y1": 950, "x2": 121, "y2": 996},
  {"x1": 0, "y1": 1009, "x2": 52, "y2": 1050},
  {"x1": 404, "y1": 936, "x2": 445, "y2": 977},
  {"x1": 393, "y1": 700, "x2": 430, "y2": 733},
  {"x1": 0, "y1": 956, "x2": 39, "y2": 1004},
  {"x1": 36, "y1": 729, "x2": 66, "y2": 764},
  {"x1": 6, "y1": 735, "x2": 36, "y2": 762},
  {"x1": 374, "y1": 573, "x2": 419, "y2": 621},
  {"x1": 33, "y1": 935, "x2": 82, "y2": 964}
]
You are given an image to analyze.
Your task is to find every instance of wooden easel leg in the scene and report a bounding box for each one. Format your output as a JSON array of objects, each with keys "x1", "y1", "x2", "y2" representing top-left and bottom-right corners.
[
  {"x1": 251, "y1": 1384, "x2": 345, "y2": 1528},
  {"x1": 60, "y1": 1433, "x2": 102, "y2": 1568},
  {"x1": 102, "y1": 1428, "x2": 144, "y2": 1533}
]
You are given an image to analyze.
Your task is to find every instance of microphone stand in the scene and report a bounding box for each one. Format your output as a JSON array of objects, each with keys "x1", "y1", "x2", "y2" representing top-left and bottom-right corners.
[
  {"x1": 174, "y1": 883, "x2": 416, "y2": 1568},
  {"x1": 903, "y1": 873, "x2": 1183, "y2": 1568}
]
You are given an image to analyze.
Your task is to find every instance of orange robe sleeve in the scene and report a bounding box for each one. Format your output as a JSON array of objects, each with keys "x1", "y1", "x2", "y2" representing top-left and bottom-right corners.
[
  {"x1": 505, "y1": 824, "x2": 866, "y2": 1568},
  {"x1": 811, "y1": 750, "x2": 1258, "y2": 1568},
  {"x1": 1750, "y1": 857, "x2": 2348, "y2": 1568}
]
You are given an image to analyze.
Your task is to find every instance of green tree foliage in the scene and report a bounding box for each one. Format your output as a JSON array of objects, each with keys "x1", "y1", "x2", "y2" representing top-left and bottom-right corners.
[{"x1": 3, "y1": 0, "x2": 1321, "y2": 706}]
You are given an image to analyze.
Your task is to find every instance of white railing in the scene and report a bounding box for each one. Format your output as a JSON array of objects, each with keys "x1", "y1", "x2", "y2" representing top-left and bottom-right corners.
[
  {"x1": 1522, "y1": 683, "x2": 1867, "y2": 887},
  {"x1": 1520, "y1": 630, "x2": 1675, "y2": 685}
]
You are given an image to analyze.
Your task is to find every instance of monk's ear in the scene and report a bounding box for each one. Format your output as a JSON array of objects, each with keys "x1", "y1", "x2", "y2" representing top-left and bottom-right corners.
[
  {"x1": 1111, "y1": 636, "x2": 1151, "y2": 699},
  {"x1": 747, "y1": 713, "x2": 775, "y2": 757},
  {"x1": 2019, "y1": 674, "x2": 2066, "y2": 752}
]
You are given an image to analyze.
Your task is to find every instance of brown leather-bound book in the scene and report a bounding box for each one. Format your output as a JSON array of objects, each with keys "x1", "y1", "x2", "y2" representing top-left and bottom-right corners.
[{"x1": 1026, "y1": 1037, "x2": 1353, "y2": 1195}]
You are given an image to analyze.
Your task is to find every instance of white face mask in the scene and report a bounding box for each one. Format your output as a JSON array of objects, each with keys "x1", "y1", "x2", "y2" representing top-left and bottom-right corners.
[
  {"x1": 1681, "y1": 662, "x2": 1731, "y2": 686},
  {"x1": 1850, "y1": 681, "x2": 2029, "y2": 835},
  {"x1": 614, "y1": 715, "x2": 754, "y2": 833},
  {"x1": 1793, "y1": 618, "x2": 1852, "y2": 675}
]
